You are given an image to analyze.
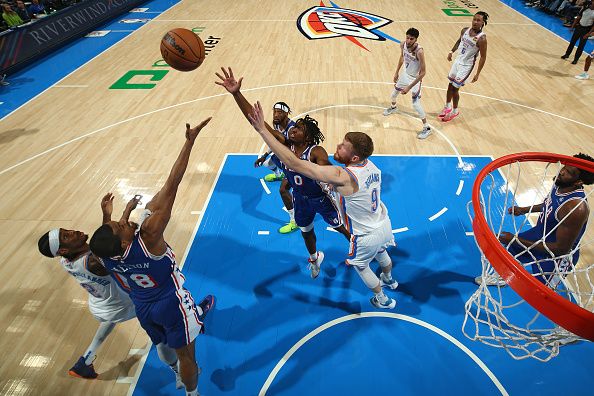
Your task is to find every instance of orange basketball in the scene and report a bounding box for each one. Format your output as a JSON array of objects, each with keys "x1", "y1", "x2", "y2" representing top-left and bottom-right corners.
[{"x1": 160, "y1": 28, "x2": 205, "y2": 72}]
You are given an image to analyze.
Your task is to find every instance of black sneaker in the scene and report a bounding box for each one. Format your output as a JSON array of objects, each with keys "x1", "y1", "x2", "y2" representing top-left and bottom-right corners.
[{"x1": 68, "y1": 356, "x2": 98, "y2": 379}]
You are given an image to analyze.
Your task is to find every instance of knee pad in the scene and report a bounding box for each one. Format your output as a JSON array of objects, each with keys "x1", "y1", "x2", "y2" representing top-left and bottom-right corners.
[
  {"x1": 376, "y1": 249, "x2": 392, "y2": 268},
  {"x1": 390, "y1": 88, "x2": 400, "y2": 102},
  {"x1": 354, "y1": 265, "x2": 381, "y2": 289},
  {"x1": 412, "y1": 99, "x2": 426, "y2": 119}
]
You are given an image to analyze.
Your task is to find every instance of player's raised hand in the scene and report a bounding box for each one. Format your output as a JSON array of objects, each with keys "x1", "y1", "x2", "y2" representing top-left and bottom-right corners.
[
  {"x1": 254, "y1": 155, "x2": 267, "y2": 167},
  {"x1": 186, "y1": 117, "x2": 212, "y2": 142},
  {"x1": 101, "y1": 193, "x2": 114, "y2": 217},
  {"x1": 125, "y1": 195, "x2": 142, "y2": 212},
  {"x1": 247, "y1": 101, "x2": 267, "y2": 133},
  {"x1": 498, "y1": 231, "x2": 514, "y2": 244},
  {"x1": 215, "y1": 67, "x2": 243, "y2": 94},
  {"x1": 471, "y1": 73, "x2": 480, "y2": 83}
]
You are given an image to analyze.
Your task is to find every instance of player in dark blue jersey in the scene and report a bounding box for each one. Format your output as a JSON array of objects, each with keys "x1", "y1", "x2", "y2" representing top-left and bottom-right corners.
[
  {"x1": 254, "y1": 102, "x2": 299, "y2": 234},
  {"x1": 477, "y1": 153, "x2": 593, "y2": 289},
  {"x1": 89, "y1": 118, "x2": 215, "y2": 396},
  {"x1": 216, "y1": 67, "x2": 351, "y2": 278}
]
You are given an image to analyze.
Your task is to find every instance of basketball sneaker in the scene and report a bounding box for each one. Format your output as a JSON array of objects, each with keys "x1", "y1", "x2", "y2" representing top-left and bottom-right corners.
[
  {"x1": 441, "y1": 110, "x2": 459, "y2": 122},
  {"x1": 264, "y1": 172, "x2": 284, "y2": 182},
  {"x1": 370, "y1": 295, "x2": 397, "y2": 309},
  {"x1": 308, "y1": 251, "x2": 324, "y2": 279},
  {"x1": 197, "y1": 295, "x2": 215, "y2": 334},
  {"x1": 437, "y1": 106, "x2": 451, "y2": 118},
  {"x1": 278, "y1": 220, "x2": 298, "y2": 234},
  {"x1": 575, "y1": 72, "x2": 590, "y2": 80},
  {"x1": 474, "y1": 274, "x2": 507, "y2": 287},
  {"x1": 0, "y1": 74, "x2": 8, "y2": 86},
  {"x1": 383, "y1": 105, "x2": 398, "y2": 116},
  {"x1": 380, "y1": 273, "x2": 399, "y2": 290},
  {"x1": 68, "y1": 356, "x2": 98, "y2": 379},
  {"x1": 417, "y1": 126, "x2": 432, "y2": 139}
]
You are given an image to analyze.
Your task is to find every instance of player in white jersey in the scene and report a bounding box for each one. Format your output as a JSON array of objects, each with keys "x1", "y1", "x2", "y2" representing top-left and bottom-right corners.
[
  {"x1": 438, "y1": 11, "x2": 489, "y2": 122},
  {"x1": 248, "y1": 102, "x2": 399, "y2": 309},
  {"x1": 383, "y1": 28, "x2": 431, "y2": 139},
  {"x1": 36, "y1": 193, "x2": 137, "y2": 379}
]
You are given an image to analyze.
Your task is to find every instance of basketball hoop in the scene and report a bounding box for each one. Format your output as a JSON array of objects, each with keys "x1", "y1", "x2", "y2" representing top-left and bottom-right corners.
[{"x1": 463, "y1": 152, "x2": 594, "y2": 361}]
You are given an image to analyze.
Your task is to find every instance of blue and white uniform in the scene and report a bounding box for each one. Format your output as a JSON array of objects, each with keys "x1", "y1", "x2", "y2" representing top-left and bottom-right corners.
[
  {"x1": 102, "y1": 210, "x2": 202, "y2": 348},
  {"x1": 61, "y1": 252, "x2": 135, "y2": 323},
  {"x1": 281, "y1": 144, "x2": 342, "y2": 229},
  {"x1": 268, "y1": 120, "x2": 296, "y2": 170},
  {"x1": 508, "y1": 186, "x2": 588, "y2": 286},
  {"x1": 448, "y1": 28, "x2": 485, "y2": 88},
  {"x1": 341, "y1": 159, "x2": 395, "y2": 269},
  {"x1": 395, "y1": 42, "x2": 423, "y2": 99}
]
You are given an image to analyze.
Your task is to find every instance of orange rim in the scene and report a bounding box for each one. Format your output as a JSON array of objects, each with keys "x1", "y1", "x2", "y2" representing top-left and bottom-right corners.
[{"x1": 471, "y1": 152, "x2": 594, "y2": 341}]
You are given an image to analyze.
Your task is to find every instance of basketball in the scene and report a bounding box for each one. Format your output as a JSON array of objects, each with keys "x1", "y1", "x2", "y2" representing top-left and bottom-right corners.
[{"x1": 160, "y1": 28, "x2": 205, "y2": 72}]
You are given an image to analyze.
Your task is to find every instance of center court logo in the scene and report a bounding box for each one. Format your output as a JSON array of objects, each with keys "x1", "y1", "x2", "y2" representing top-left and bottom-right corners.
[{"x1": 297, "y1": 1, "x2": 398, "y2": 50}]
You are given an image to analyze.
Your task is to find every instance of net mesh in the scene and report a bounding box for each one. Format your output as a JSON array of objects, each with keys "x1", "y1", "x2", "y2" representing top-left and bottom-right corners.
[{"x1": 463, "y1": 157, "x2": 594, "y2": 362}]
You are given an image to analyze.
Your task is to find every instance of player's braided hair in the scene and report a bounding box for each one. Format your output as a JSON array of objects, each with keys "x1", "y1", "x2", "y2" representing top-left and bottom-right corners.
[
  {"x1": 574, "y1": 153, "x2": 594, "y2": 185},
  {"x1": 476, "y1": 11, "x2": 489, "y2": 26},
  {"x1": 297, "y1": 115, "x2": 325, "y2": 146}
]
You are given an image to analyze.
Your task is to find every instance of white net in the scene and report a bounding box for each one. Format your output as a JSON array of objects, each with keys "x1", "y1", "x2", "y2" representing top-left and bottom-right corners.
[{"x1": 463, "y1": 156, "x2": 594, "y2": 362}]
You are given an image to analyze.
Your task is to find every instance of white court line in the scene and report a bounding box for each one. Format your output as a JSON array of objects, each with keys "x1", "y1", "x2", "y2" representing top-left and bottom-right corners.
[
  {"x1": 429, "y1": 207, "x2": 448, "y2": 221},
  {"x1": 258, "y1": 312, "x2": 508, "y2": 396},
  {"x1": 466, "y1": 232, "x2": 474, "y2": 236},
  {"x1": 154, "y1": 19, "x2": 535, "y2": 25},
  {"x1": 392, "y1": 227, "x2": 409, "y2": 233},
  {"x1": 0, "y1": 0, "x2": 185, "y2": 122},
  {"x1": 117, "y1": 377, "x2": 135, "y2": 384},
  {"x1": 326, "y1": 226, "x2": 338, "y2": 233},
  {"x1": 125, "y1": 153, "x2": 228, "y2": 396},
  {"x1": 109, "y1": 30, "x2": 136, "y2": 32},
  {"x1": 52, "y1": 85, "x2": 89, "y2": 88},
  {"x1": 260, "y1": 178, "x2": 271, "y2": 194},
  {"x1": 260, "y1": 103, "x2": 464, "y2": 166},
  {"x1": 190, "y1": 210, "x2": 202, "y2": 215},
  {"x1": 456, "y1": 180, "x2": 464, "y2": 196},
  {"x1": 3, "y1": 81, "x2": 591, "y2": 176},
  {"x1": 128, "y1": 348, "x2": 144, "y2": 355},
  {"x1": 282, "y1": 206, "x2": 289, "y2": 213},
  {"x1": 258, "y1": 230, "x2": 270, "y2": 235}
]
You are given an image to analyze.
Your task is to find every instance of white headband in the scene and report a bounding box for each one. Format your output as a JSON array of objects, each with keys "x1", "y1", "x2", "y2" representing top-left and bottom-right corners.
[
  {"x1": 48, "y1": 228, "x2": 60, "y2": 257},
  {"x1": 273, "y1": 103, "x2": 289, "y2": 113}
]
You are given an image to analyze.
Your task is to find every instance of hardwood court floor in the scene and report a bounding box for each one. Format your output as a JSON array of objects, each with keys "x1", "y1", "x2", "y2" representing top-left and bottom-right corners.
[{"x1": 0, "y1": 0, "x2": 592, "y2": 395}]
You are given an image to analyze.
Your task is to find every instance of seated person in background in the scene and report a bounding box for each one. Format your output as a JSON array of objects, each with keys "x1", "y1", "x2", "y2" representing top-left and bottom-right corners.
[
  {"x1": 28, "y1": 0, "x2": 45, "y2": 18},
  {"x1": 15, "y1": 0, "x2": 30, "y2": 23},
  {"x1": 1, "y1": 3, "x2": 24, "y2": 27}
]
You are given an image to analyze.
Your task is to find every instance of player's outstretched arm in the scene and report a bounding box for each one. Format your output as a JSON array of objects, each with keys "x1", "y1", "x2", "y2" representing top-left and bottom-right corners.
[
  {"x1": 101, "y1": 192, "x2": 114, "y2": 224},
  {"x1": 143, "y1": 118, "x2": 212, "y2": 240},
  {"x1": 471, "y1": 36, "x2": 487, "y2": 83},
  {"x1": 120, "y1": 195, "x2": 141, "y2": 222},
  {"x1": 215, "y1": 67, "x2": 286, "y2": 144},
  {"x1": 248, "y1": 101, "x2": 356, "y2": 194}
]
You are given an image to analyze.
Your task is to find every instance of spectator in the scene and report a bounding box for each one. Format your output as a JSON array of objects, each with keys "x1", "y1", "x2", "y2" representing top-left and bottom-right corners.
[
  {"x1": 15, "y1": 0, "x2": 30, "y2": 23},
  {"x1": 28, "y1": 0, "x2": 45, "y2": 18},
  {"x1": 1, "y1": 3, "x2": 23, "y2": 27},
  {"x1": 562, "y1": 1, "x2": 594, "y2": 64}
]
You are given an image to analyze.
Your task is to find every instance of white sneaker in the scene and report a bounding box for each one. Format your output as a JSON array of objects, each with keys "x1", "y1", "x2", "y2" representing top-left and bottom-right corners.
[
  {"x1": 383, "y1": 106, "x2": 398, "y2": 116},
  {"x1": 380, "y1": 273, "x2": 399, "y2": 290},
  {"x1": 575, "y1": 72, "x2": 590, "y2": 80},
  {"x1": 417, "y1": 126, "x2": 432, "y2": 139},
  {"x1": 308, "y1": 251, "x2": 324, "y2": 279},
  {"x1": 370, "y1": 295, "x2": 397, "y2": 309},
  {"x1": 474, "y1": 274, "x2": 507, "y2": 287}
]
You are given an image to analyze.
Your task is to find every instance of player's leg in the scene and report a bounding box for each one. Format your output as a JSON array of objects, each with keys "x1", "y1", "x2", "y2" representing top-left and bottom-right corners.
[
  {"x1": 347, "y1": 235, "x2": 396, "y2": 309},
  {"x1": 383, "y1": 75, "x2": 409, "y2": 116},
  {"x1": 562, "y1": 26, "x2": 581, "y2": 58},
  {"x1": 411, "y1": 82, "x2": 431, "y2": 139},
  {"x1": 278, "y1": 179, "x2": 298, "y2": 234},
  {"x1": 376, "y1": 248, "x2": 399, "y2": 289},
  {"x1": 156, "y1": 343, "x2": 183, "y2": 389},
  {"x1": 68, "y1": 321, "x2": 117, "y2": 379},
  {"x1": 576, "y1": 52, "x2": 592, "y2": 79},
  {"x1": 572, "y1": 28, "x2": 589, "y2": 64},
  {"x1": 262, "y1": 154, "x2": 284, "y2": 182},
  {"x1": 439, "y1": 61, "x2": 460, "y2": 117},
  {"x1": 175, "y1": 340, "x2": 199, "y2": 396},
  {"x1": 315, "y1": 194, "x2": 350, "y2": 241}
]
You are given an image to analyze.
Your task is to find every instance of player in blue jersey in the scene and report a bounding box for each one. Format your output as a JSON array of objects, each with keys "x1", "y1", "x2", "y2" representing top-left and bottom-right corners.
[
  {"x1": 216, "y1": 67, "x2": 351, "y2": 278},
  {"x1": 89, "y1": 118, "x2": 215, "y2": 396},
  {"x1": 476, "y1": 153, "x2": 593, "y2": 288},
  {"x1": 254, "y1": 102, "x2": 299, "y2": 234}
]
